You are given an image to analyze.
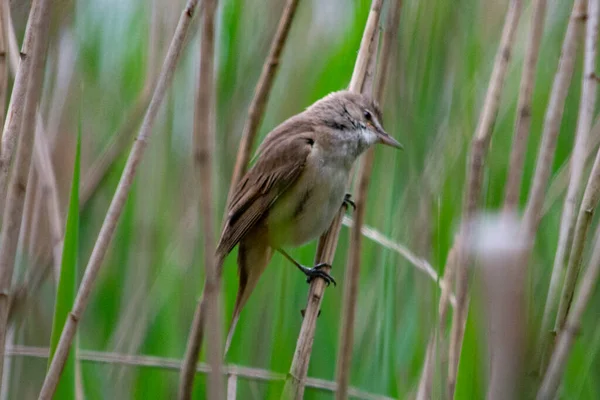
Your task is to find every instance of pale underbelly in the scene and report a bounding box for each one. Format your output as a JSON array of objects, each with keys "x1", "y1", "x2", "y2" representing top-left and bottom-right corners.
[{"x1": 266, "y1": 166, "x2": 348, "y2": 248}]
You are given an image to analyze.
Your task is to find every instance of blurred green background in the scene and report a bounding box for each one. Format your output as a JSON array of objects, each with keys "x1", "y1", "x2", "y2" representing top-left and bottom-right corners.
[{"x1": 6, "y1": 0, "x2": 600, "y2": 398}]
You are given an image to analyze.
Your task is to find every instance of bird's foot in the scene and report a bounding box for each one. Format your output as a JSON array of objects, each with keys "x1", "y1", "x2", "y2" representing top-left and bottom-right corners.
[
  {"x1": 300, "y1": 263, "x2": 336, "y2": 286},
  {"x1": 300, "y1": 309, "x2": 322, "y2": 318},
  {"x1": 343, "y1": 193, "x2": 356, "y2": 211}
]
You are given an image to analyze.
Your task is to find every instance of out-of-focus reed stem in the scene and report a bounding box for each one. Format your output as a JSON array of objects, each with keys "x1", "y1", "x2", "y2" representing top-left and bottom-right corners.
[
  {"x1": 227, "y1": 0, "x2": 300, "y2": 196},
  {"x1": 542, "y1": 0, "x2": 597, "y2": 361},
  {"x1": 178, "y1": 0, "x2": 224, "y2": 399},
  {"x1": 503, "y1": 0, "x2": 548, "y2": 211},
  {"x1": 38, "y1": 1, "x2": 202, "y2": 398},
  {"x1": 445, "y1": 1, "x2": 523, "y2": 397},
  {"x1": 0, "y1": 0, "x2": 52, "y2": 390},
  {"x1": 335, "y1": 1, "x2": 401, "y2": 398}
]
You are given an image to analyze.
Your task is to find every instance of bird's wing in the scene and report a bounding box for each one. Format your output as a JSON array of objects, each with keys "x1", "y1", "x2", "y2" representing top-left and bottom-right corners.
[{"x1": 216, "y1": 130, "x2": 315, "y2": 257}]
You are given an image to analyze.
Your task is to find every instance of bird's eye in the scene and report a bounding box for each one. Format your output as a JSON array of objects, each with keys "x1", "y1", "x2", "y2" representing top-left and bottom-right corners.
[{"x1": 364, "y1": 110, "x2": 372, "y2": 121}]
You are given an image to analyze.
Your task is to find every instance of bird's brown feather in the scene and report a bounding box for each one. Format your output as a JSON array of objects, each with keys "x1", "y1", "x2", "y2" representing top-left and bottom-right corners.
[
  {"x1": 219, "y1": 122, "x2": 316, "y2": 353},
  {"x1": 216, "y1": 123, "x2": 315, "y2": 258}
]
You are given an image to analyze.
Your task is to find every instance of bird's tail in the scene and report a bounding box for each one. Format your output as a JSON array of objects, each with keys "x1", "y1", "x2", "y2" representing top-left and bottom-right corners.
[{"x1": 224, "y1": 237, "x2": 273, "y2": 356}]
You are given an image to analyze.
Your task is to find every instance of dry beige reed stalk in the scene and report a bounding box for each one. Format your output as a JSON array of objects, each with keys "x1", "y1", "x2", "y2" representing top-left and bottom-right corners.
[
  {"x1": 227, "y1": 0, "x2": 300, "y2": 195},
  {"x1": 542, "y1": 0, "x2": 598, "y2": 352},
  {"x1": 178, "y1": 0, "x2": 223, "y2": 399},
  {"x1": 0, "y1": 0, "x2": 46, "y2": 212},
  {"x1": 445, "y1": 1, "x2": 523, "y2": 396},
  {"x1": 281, "y1": 1, "x2": 384, "y2": 399},
  {"x1": 538, "y1": 138, "x2": 600, "y2": 399},
  {"x1": 0, "y1": 0, "x2": 52, "y2": 389},
  {"x1": 8, "y1": 345, "x2": 395, "y2": 400},
  {"x1": 503, "y1": 0, "x2": 548, "y2": 211},
  {"x1": 521, "y1": 0, "x2": 587, "y2": 237},
  {"x1": 335, "y1": 1, "x2": 401, "y2": 398},
  {"x1": 2, "y1": 0, "x2": 65, "y2": 281},
  {"x1": 37, "y1": 1, "x2": 203, "y2": 398}
]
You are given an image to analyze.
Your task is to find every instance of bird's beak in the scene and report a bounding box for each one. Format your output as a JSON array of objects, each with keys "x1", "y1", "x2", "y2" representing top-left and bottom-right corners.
[{"x1": 376, "y1": 128, "x2": 403, "y2": 150}]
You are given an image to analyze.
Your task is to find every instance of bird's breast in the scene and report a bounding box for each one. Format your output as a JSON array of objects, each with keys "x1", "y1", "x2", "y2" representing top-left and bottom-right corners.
[{"x1": 266, "y1": 152, "x2": 349, "y2": 248}]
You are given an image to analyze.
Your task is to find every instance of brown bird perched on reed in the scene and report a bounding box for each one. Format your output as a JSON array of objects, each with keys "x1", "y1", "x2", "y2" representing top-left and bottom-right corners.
[{"x1": 196, "y1": 90, "x2": 402, "y2": 354}]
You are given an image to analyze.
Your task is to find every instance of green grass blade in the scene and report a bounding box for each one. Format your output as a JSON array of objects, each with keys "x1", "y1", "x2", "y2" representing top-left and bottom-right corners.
[{"x1": 47, "y1": 127, "x2": 81, "y2": 399}]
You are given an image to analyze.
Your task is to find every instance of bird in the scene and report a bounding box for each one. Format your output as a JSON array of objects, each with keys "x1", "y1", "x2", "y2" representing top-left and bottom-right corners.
[{"x1": 190, "y1": 90, "x2": 403, "y2": 356}]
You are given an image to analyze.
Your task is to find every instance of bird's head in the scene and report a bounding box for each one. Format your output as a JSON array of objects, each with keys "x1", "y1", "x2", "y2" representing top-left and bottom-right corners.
[{"x1": 309, "y1": 90, "x2": 403, "y2": 150}]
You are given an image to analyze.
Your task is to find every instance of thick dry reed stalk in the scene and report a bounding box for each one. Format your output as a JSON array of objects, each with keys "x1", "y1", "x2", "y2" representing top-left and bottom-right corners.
[
  {"x1": 1, "y1": 3, "x2": 66, "y2": 281},
  {"x1": 0, "y1": 0, "x2": 51, "y2": 390},
  {"x1": 542, "y1": 0, "x2": 598, "y2": 348},
  {"x1": 538, "y1": 173, "x2": 600, "y2": 398},
  {"x1": 227, "y1": 0, "x2": 299, "y2": 194},
  {"x1": 555, "y1": 64, "x2": 600, "y2": 334},
  {"x1": 446, "y1": 1, "x2": 522, "y2": 396},
  {"x1": 335, "y1": 1, "x2": 401, "y2": 398},
  {"x1": 521, "y1": 0, "x2": 587, "y2": 237},
  {"x1": 37, "y1": 1, "x2": 202, "y2": 398},
  {"x1": 281, "y1": 1, "x2": 383, "y2": 399},
  {"x1": 503, "y1": 0, "x2": 548, "y2": 210},
  {"x1": 178, "y1": 0, "x2": 223, "y2": 399},
  {"x1": 0, "y1": 0, "x2": 45, "y2": 212}
]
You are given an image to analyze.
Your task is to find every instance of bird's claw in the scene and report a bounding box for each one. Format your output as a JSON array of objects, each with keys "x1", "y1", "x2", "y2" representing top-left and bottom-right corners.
[
  {"x1": 304, "y1": 263, "x2": 336, "y2": 286},
  {"x1": 300, "y1": 309, "x2": 322, "y2": 318},
  {"x1": 343, "y1": 193, "x2": 356, "y2": 211}
]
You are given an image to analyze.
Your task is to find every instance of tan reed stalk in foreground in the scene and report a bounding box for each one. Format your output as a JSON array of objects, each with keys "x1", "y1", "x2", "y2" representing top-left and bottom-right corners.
[
  {"x1": 542, "y1": 0, "x2": 598, "y2": 354},
  {"x1": 520, "y1": 0, "x2": 586, "y2": 237},
  {"x1": 539, "y1": 236, "x2": 600, "y2": 399},
  {"x1": 37, "y1": 1, "x2": 203, "y2": 398},
  {"x1": 335, "y1": 1, "x2": 401, "y2": 398},
  {"x1": 0, "y1": 0, "x2": 52, "y2": 390},
  {"x1": 503, "y1": 0, "x2": 548, "y2": 211},
  {"x1": 554, "y1": 12, "x2": 600, "y2": 331},
  {"x1": 0, "y1": 3, "x2": 68, "y2": 281},
  {"x1": 445, "y1": 1, "x2": 523, "y2": 396},
  {"x1": 538, "y1": 98, "x2": 600, "y2": 397},
  {"x1": 227, "y1": 0, "x2": 300, "y2": 195},
  {"x1": 281, "y1": 1, "x2": 383, "y2": 399},
  {"x1": 0, "y1": 0, "x2": 47, "y2": 212},
  {"x1": 178, "y1": 0, "x2": 223, "y2": 399}
]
